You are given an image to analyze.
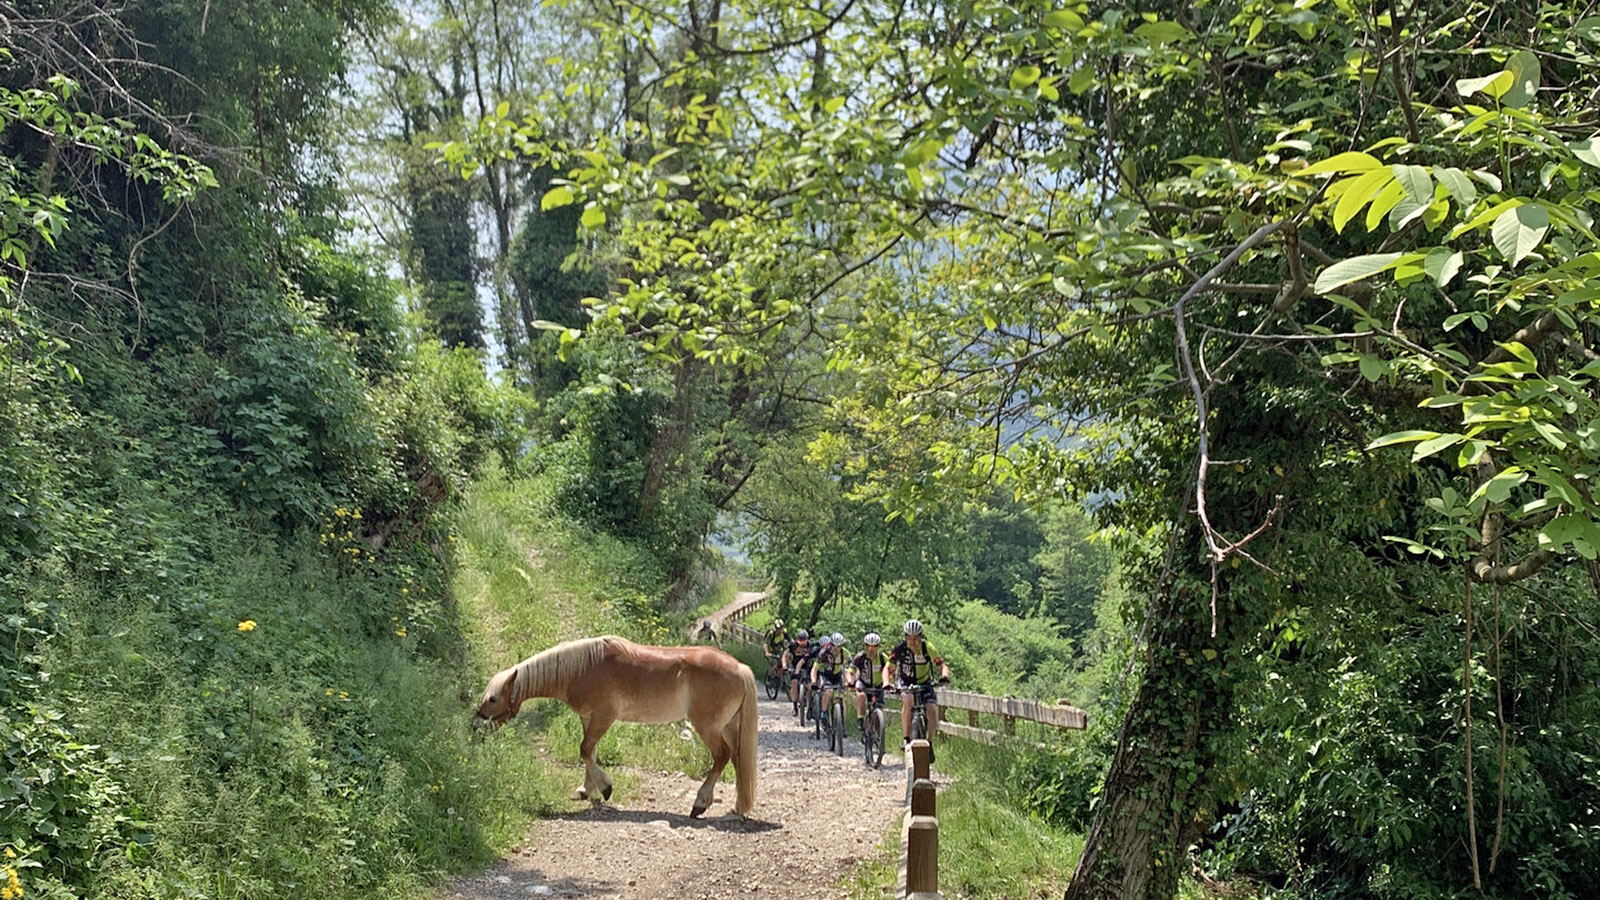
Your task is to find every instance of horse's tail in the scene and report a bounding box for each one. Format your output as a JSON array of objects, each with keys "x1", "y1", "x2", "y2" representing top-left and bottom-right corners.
[{"x1": 732, "y1": 662, "x2": 758, "y2": 815}]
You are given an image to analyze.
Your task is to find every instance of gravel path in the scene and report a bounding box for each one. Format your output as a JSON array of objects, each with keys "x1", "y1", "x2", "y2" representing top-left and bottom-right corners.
[{"x1": 443, "y1": 695, "x2": 907, "y2": 900}]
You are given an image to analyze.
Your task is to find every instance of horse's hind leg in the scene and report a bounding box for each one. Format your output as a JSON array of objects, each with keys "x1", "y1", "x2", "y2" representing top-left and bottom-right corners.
[
  {"x1": 576, "y1": 714, "x2": 615, "y2": 803},
  {"x1": 690, "y1": 723, "x2": 732, "y2": 818}
]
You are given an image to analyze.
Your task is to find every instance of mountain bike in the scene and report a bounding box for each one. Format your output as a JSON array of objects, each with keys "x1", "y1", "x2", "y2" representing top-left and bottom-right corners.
[
  {"x1": 900, "y1": 677, "x2": 949, "y2": 763},
  {"x1": 808, "y1": 681, "x2": 824, "y2": 739},
  {"x1": 763, "y1": 656, "x2": 783, "y2": 700},
  {"x1": 797, "y1": 675, "x2": 813, "y2": 729},
  {"x1": 827, "y1": 686, "x2": 848, "y2": 756},
  {"x1": 859, "y1": 686, "x2": 886, "y2": 769}
]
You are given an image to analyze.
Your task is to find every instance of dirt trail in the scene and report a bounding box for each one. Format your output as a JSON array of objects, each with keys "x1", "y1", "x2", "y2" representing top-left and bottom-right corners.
[
  {"x1": 444, "y1": 696, "x2": 906, "y2": 900},
  {"x1": 686, "y1": 590, "x2": 769, "y2": 641}
]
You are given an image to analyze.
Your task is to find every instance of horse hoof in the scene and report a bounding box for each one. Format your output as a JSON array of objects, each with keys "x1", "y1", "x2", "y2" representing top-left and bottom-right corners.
[
  {"x1": 690, "y1": 804, "x2": 707, "y2": 819},
  {"x1": 602, "y1": 785, "x2": 613, "y2": 801}
]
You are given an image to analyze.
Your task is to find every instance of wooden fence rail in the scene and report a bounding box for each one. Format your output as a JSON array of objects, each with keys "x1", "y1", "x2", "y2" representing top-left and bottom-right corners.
[{"x1": 893, "y1": 690, "x2": 1087, "y2": 898}]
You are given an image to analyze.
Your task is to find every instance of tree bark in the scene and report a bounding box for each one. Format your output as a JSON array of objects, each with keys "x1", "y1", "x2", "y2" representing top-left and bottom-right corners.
[
  {"x1": 1064, "y1": 563, "x2": 1240, "y2": 900},
  {"x1": 639, "y1": 350, "x2": 698, "y2": 522}
]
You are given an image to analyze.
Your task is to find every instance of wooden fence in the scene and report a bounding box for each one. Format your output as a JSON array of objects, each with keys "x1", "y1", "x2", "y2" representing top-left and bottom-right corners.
[
  {"x1": 894, "y1": 690, "x2": 1088, "y2": 899},
  {"x1": 898, "y1": 740, "x2": 940, "y2": 899},
  {"x1": 686, "y1": 588, "x2": 769, "y2": 643}
]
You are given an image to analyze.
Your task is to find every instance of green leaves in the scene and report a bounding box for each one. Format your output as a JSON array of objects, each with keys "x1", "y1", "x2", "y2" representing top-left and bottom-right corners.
[
  {"x1": 1502, "y1": 50, "x2": 1541, "y2": 108},
  {"x1": 1133, "y1": 20, "x2": 1189, "y2": 44},
  {"x1": 1010, "y1": 65, "x2": 1042, "y2": 90},
  {"x1": 1570, "y1": 136, "x2": 1600, "y2": 168},
  {"x1": 1491, "y1": 204, "x2": 1549, "y2": 265},
  {"x1": 1298, "y1": 151, "x2": 1383, "y2": 175},
  {"x1": 541, "y1": 185, "x2": 575, "y2": 210},
  {"x1": 1456, "y1": 70, "x2": 1514, "y2": 100},
  {"x1": 1471, "y1": 466, "x2": 1529, "y2": 505},
  {"x1": 1044, "y1": 9, "x2": 1084, "y2": 30},
  {"x1": 1456, "y1": 51, "x2": 1541, "y2": 107},
  {"x1": 1314, "y1": 252, "x2": 1404, "y2": 293},
  {"x1": 1332, "y1": 167, "x2": 1394, "y2": 233}
]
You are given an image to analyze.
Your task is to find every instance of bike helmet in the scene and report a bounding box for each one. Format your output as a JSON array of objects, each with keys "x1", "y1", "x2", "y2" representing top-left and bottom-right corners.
[
  {"x1": 831, "y1": 632, "x2": 844, "y2": 645},
  {"x1": 903, "y1": 619, "x2": 923, "y2": 636},
  {"x1": 796, "y1": 629, "x2": 809, "y2": 640},
  {"x1": 774, "y1": 618, "x2": 784, "y2": 628},
  {"x1": 819, "y1": 635, "x2": 833, "y2": 646},
  {"x1": 864, "y1": 632, "x2": 881, "y2": 645}
]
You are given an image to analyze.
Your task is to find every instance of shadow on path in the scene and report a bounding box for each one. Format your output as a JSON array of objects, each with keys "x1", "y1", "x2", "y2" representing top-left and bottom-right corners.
[{"x1": 542, "y1": 804, "x2": 781, "y2": 833}]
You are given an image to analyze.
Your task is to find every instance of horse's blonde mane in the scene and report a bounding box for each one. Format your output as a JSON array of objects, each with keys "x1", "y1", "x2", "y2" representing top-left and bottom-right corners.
[{"x1": 508, "y1": 636, "x2": 624, "y2": 704}]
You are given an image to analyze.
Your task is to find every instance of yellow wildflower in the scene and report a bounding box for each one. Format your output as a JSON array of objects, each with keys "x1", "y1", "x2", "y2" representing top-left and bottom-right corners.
[
  {"x1": 237, "y1": 620, "x2": 257, "y2": 632},
  {"x1": 395, "y1": 628, "x2": 408, "y2": 637}
]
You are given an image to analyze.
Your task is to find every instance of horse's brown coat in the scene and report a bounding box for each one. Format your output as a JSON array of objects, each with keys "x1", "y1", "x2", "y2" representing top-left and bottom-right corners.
[{"x1": 474, "y1": 636, "x2": 758, "y2": 816}]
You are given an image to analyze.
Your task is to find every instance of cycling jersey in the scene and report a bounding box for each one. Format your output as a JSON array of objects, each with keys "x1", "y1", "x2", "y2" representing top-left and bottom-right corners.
[
  {"x1": 851, "y1": 649, "x2": 889, "y2": 687},
  {"x1": 811, "y1": 644, "x2": 846, "y2": 677},
  {"x1": 764, "y1": 628, "x2": 787, "y2": 654},
  {"x1": 889, "y1": 639, "x2": 941, "y2": 684},
  {"x1": 786, "y1": 640, "x2": 816, "y2": 672}
]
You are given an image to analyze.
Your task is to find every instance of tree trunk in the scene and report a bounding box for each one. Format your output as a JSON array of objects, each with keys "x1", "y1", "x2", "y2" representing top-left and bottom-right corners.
[
  {"x1": 639, "y1": 351, "x2": 697, "y2": 522},
  {"x1": 1064, "y1": 564, "x2": 1242, "y2": 900}
]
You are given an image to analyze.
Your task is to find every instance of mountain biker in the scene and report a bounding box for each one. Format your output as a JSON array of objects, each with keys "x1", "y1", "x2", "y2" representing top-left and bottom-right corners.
[
  {"x1": 781, "y1": 629, "x2": 815, "y2": 706},
  {"x1": 763, "y1": 618, "x2": 788, "y2": 680},
  {"x1": 849, "y1": 632, "x2": 889, "y2": 735},
  {"x1": 883, "y1": 619, "x2": 951, "y2": 756},
  {"x1": 811, "y1": 632, "x2": 848, "y2": 731}
]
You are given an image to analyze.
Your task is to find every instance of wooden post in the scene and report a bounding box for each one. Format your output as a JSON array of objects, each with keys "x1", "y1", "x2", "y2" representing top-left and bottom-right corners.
[
  {"x1": 910, "y1": 778, "x2": 937, "y2": 817},
  {"x1": 906, "y1": 815, "x2": 938, "y2": 895},
  {"x1": 966, "y1": 709, "x2": 977, "y2": 727},
  {"x1": 910, "y1": 739, "x2": 931, "y2": 780}
]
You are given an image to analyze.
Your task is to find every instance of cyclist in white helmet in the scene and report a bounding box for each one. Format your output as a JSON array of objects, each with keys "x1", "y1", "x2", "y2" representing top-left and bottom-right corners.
[
  {"x1": 811, "y1": 633, "x2": 848, "y2": 731},
  {"x1": 782, "y1": 628, "x2": 816, "y2": 707},
  {"x1": 883, "y1": 619, "x2": 951, "y2": 756},
  {"x1": 763, "y1": 617, "x2": 788, "y2": 682},
  {"x1": 849, "y1": 631, "x2": 890, "y2": 734}
]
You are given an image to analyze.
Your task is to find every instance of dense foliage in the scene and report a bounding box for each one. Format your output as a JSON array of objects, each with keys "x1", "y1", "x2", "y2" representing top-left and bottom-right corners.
[
  {"x1": 0, "y1": 3, "x2": 543, "y2": 897},
  {"x1": 444, "y1": 0, "x2": 1600, "y2": 897},
  {"x1": 6, "y1": 1, "x2": 1599, "y2": 899}
]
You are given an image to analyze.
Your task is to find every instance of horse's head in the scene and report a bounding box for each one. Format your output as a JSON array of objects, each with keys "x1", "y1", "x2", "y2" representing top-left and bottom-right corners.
[{"x1": 472, "y1": 667, "x2": 523, "y2": 729}]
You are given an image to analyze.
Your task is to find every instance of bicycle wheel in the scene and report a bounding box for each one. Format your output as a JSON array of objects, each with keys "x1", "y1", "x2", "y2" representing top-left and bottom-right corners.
[
  {"x1": 811, "y1": 690, "x2": 822, "y2": 740},
  {"x1": 869, "y1": 709, "x2": 885, "y2": 768},
  {"x1": 765, "y1": 668, "x2": 780, "y2": 700},
  {"x1": 832, "y1": 699, "x2": 845, "y2": 757}
]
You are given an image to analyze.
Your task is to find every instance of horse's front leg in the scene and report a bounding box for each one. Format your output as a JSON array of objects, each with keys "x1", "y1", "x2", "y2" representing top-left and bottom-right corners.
[{"x1": 575, "y1": 714, "x2": 615, "y2": 803}]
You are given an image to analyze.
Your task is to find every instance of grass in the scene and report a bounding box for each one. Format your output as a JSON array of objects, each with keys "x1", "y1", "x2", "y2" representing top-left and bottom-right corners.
[
  {"x1": 450, "y1": 468, "x2": 728, "y2": 788},
  {"x1": 29, "y1": 523, "x2": 570, "y2": 900},
  {"x1": 872, "y1": 731, "x2": 1086, "y2": 900}
]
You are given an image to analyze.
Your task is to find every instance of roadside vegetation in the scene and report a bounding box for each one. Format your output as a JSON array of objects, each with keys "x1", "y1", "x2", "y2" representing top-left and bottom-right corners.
[{"x1": 4, "y1": 1, "x2": 1599, "y2": 900}]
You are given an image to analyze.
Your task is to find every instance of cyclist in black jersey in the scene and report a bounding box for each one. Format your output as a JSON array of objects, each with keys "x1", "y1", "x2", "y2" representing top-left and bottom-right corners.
[
  {"x1": 780, "y1": 629, "x2": 815, "y2": 706},
  {"x1": 811, "y1": 633, "x2": 848, "y2": 729},
  {"x1": 849, "y1": 632, "x2": 889, "y2": 733},
  {"x1": 883, "y1": 619, "x2": 951, "y2": 752},
  {"x1": 763, "y1": 618, "x2": 787, "y2": 668}
]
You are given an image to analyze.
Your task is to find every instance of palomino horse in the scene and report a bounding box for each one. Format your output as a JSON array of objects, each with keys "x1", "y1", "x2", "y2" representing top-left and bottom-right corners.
[{"x1": 473, "y1": 635, "x2": 758, "y2": 817}]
